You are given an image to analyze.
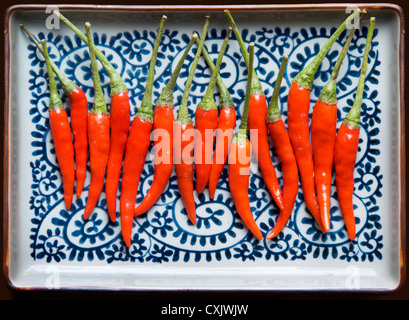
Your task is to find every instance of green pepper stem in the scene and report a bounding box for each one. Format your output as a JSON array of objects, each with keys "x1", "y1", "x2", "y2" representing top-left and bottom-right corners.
[
  {"x1": 266, "y1": 55, "x2": 288, "y2": 123},
  {"x1": 53, "y1": 10, "x2": 127, "y2": 95},
  {"x1": 156, "y1": 33, "x2": 197, "y2": 108},
  {"x1": 197, "y1": 27, "x2": 232, "y2": 111},
  {"x1": 224, "y1": 9, "x2": 263, "y2": 96},
  {"x1": 41, "y1": 40, "x2": 63, "y2": 110},
  {"x1": 196, "y1": 34, "x2": 234, "y2": 109},
  {"x1": 177, "y1": 16, "x2": 210, "y2": 125},
  {"x1": 330, "y1": 11, "x2": 366, "y2": 82},
  {"x1": 136, "y1": 15, "x2": 167, "y2": 121},
  {"x1": 318, "y1": 21, "x2": 360, "y2": 105},
  {"x1": 292, "y1": 8, "x2": 361, "y2": 90},
  {"x1": 345, "y1": 17, "x2": 376, "y2": 128},
  {"x1": 330, "y1": 29, "x2": 357, "y2": 82},
  {"x1": 238, "y1": 42, "x2": 254, "y2": 134},
  {"x1": 21, "y1": 24, "x2": 77, "y2": 97},
  {"x1": 86, "y1": 22, "x2": 107, "y2": 114}
]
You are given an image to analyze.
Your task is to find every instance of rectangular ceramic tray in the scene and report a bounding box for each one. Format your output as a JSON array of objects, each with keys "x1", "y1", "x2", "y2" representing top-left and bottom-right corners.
[{"x1": 3, "y1": 3, "x2": 405, "y2": 292}]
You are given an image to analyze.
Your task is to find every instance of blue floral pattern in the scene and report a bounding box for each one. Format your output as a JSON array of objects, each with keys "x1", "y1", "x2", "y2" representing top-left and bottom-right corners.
[{"x1": 27, "y1": 24, "x2": 381, "y2": 265}]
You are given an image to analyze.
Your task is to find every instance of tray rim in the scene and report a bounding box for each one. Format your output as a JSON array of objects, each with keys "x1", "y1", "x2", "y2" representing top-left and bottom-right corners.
[{"x1": 3, "y1": 2, "x2": 406, "y2": 293}]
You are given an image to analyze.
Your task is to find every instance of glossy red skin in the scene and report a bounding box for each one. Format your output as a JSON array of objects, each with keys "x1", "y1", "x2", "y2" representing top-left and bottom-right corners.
[
  {"x1": 194, "y1": 108, "x2": 219, "y2": 194},
  {"x1": 311, "y1": 100, "x2": 338, "y2": 232},
  {"x1": 120, "y1": 116, "x2": 152, "y2": 247},
  {"x1": 134, "y1": 106, "x2": 174, "y2": 216},
  {"x1": 228, "y1": 138, "x2": 263, "y2": 240},
  {"x1": 69, "y1": 87, "x2": 88, "y2": 198},
  {"x1": 49, "y1": 108, "x2": 75, "y2": 210},
  {"x1": 248, "y1": 94, "x2": 284, "y2": 210},
  {"x1": 83, "y1": 113, "x2": 110, "y2": 220},
  {"x1": 208, "y1": 107, "x2": 236, "y2": 199},
  {"x1": 106, "y1": 91, "x2": 131, "y2": 222},
  {"x1": 287, "y1": 82, "x2": 322, "y2": 229},
  {"x1": 334, "y1": 123, "x2": 359, "y2": 240},
  {"x1": 266, "y1": 119, "x2": 299, "y2": 239},
  {"x1": 174, "y1": 122, "x2": 196, "y2": 225}
]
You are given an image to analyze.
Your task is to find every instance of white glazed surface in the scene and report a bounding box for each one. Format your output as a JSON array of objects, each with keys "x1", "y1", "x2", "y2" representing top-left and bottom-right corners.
[{"x1": 5, "y1": 5, "x2": 403, "y2": 291}]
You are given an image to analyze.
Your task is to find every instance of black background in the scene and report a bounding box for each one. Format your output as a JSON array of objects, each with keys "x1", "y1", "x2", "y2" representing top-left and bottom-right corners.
[{"x1": 1, "y1": 0, "x2": 408, "y2": 304}]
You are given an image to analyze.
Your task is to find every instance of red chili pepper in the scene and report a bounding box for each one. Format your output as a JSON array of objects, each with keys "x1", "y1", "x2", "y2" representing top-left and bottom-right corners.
[
  {"x1": 83, "y1": 23, "x2": 110, "y2": 220},
  {"x1": 194, "y1": 27, "x2": 231, "y2": 194},
  {"x1": 228, "y1": 42, "x2": 262, "y2": 240},
  {"x1": 120, "y1": 116, "x2": 151, "y2": 246},
  {"x1": 209, "y1": 107, "x2": 236, "y2": 199},
  {"x1": 105, "y1": 90, "x2": 131, "y2": 221},
  {"x1": 265, "y1": 55, "x2": 300, "y2": 239},
  {"x1": 175, "y1": 17, "x2": 210, "y2": 224},
  {"x1": 194, "y1": 104, "x2": 218, "y2": 194},
  {"x1": 41, "y1": 40, "x2": 76, "y2": 211},
  {"x1": 174, "y1": 121, "x2": 196, "y2": 224},
  {"x1": 70, "y1": 87, "x2": 89, "y2": 198},
  {"x1": 54, "y1": 11, "x2": 132, "y2": 221},
  {"x1": 287, "y1": 9, "x2": 361, "y2": 230},
  {"x1": 335, "y1": 17, "x2": 375, "y2": 240},
  {"x1": 225, "y1": 10, "x2": 284, "y2": 211},
  {"x1": 133, "y1": 34, "x2": 197, "y2": 217},
  {"x1": 118, "y1": 16, "x2": 166, "y2": 246},
  {"x1": 198, "y1": 38, "x2": 237, "y2": 199},
  {"x1": 21, "y1": 25, "x2": 89, "y2": 198},
  {"x1": 311, "y1": 22, "x2": 360, "y2": 233}
]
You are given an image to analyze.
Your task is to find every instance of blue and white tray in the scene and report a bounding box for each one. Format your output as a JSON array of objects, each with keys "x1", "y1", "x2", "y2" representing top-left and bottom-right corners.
[{"x1": 3, "y1": 4, "x2": 405, "y2": 291}]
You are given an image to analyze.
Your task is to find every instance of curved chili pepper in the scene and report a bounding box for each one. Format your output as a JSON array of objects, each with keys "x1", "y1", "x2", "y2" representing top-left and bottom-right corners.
[
  {"x1": 83, "y1": 23, "x2": 110, "y2": 220},
  {"x1": 22, "y1": 25, "x2": 89, "y2": 198},
  {"x1": 198, "y1": 38, "x2": 237, "y2": 199},
  {"x1": 225, "y1": 10, "x2": 284, "y2": 211},
  {"x1": 334, "y1": 17, "x2": 375, "y2": 240},
  {"x1": 120, "y1": 118, "x2": 151, "y2": 246},
  {"x1": 194, "y1": 27, "x2": 231, "y2": 194},
  {"x1": 70, "y1": 88, "x2": 89, "y2": 198},
  {"x1": 311, "y1": 22, "x2": 360, "y2": 233},
  {"x1": 133, "y1": 34, "x2": 197, "y2": 217},
  {"x1": 228, "y1": 43, "x2": 262, "y2": 240},
  {"x1": 118, "y1": 16, "x2": 167, "y2": 246},
  {"x1": 209, "y1": 108, "x2": 236, "y2": 199},
  {"x1": 287, "y1": 9, "x2": 361, "y2": 230},
  {"x1": 41, "y1": 40, "x2": 76, "y2": 211},
  {"x1": 54, "y1": 11, "x2": 132, "y2": 221},
  {"x1": 106, "y1": 16, "x2": 166, "y2": 222},
  {"x1": 175, "y1": 17, "x2": 210, "y2": 224},
  {"x1": 104, "y1": 90, "x2": 131, "y2": 220},
  {"x1": 174, "y1": 121, "x2": 196, "y2": 224},
  {"x1": 265, "y1": 55, "x2": 300, "y2": 239}
]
